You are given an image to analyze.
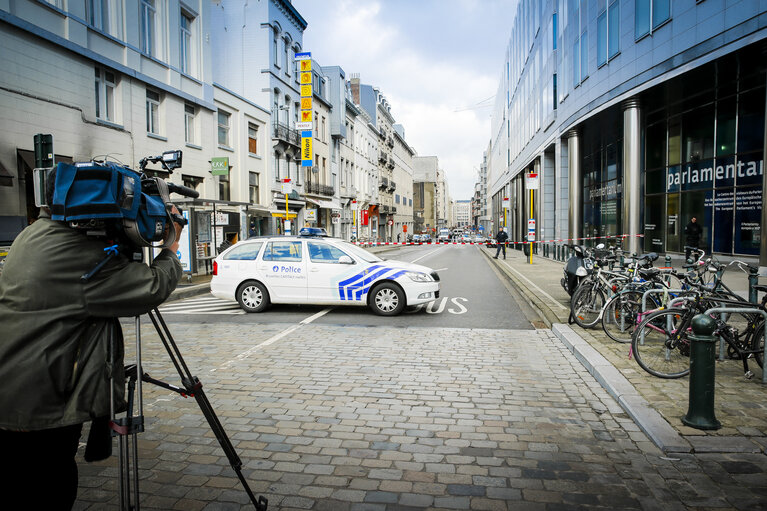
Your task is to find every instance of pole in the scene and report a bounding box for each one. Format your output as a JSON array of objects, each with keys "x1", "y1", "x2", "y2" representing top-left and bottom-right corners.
[{"x1": 529, "y1": 187, "x2": 533, "y2": 264}]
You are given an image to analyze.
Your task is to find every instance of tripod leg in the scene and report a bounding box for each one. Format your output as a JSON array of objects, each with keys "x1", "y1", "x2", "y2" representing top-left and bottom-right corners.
[{"x1": 147, "y1": 309, "x2": 268, "y2": 511}]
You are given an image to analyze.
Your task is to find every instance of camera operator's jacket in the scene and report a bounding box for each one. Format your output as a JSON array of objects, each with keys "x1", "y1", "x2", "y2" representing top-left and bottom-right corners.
[{"x1": 0, "y1": 214, "x2": 182, "y2": 431}]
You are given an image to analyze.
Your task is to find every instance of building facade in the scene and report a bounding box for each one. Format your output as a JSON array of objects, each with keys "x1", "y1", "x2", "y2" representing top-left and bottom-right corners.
[
  {"x1": 488, "y1": 0, "x2": 767, "y2": 258},
  {"x1": 454, "y1": 200, "x2": 472, "y2": 228},
  {"x1": 0, "y1": 0, "x2": 216, "y2": 253}
]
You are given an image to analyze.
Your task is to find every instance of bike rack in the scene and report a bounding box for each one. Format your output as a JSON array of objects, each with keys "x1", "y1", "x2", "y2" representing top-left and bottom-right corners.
[{"x1": 705, "y1": 307, "x2": 767, "y2": 384}]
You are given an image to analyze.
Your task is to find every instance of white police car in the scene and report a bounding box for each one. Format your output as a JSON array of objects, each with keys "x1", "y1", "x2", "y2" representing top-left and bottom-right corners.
[{"x1": 210, "y1": 229, "x2": 440, "y2": 316}]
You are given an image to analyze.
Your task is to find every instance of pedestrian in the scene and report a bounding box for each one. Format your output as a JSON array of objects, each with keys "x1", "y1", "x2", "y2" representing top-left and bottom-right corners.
[
  {"x1": 0, "y1": 179, "x2": 184, "y2": 510},
  {"x1": 397, "y1": 232, "x2": 401, "y2": 243},
  {"x1": 684, "y1": 216, "x2": 703, "y2": 261},
  {"x1": 494, "y1": 227, "x2": 509, "y2": 259}
]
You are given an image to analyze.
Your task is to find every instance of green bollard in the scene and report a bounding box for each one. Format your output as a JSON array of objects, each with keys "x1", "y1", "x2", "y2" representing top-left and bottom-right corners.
[
  {"x1": 749, "y1": 266, "x2": 759, "y2": 304},
  {"x1": 681, "y1": 314, "x2": 722, "y2": 430}
]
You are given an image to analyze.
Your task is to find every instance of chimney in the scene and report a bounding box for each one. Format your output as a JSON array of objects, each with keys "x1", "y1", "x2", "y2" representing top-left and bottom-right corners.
[{"x1": 350, "y1": 73, "x2": 360, "y2": 104}]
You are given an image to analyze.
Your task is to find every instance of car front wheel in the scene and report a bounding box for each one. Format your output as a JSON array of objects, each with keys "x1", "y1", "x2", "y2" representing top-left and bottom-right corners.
[
  {"x1": 369, "y1": 282, "x2": 406, "y2": 316},
  {"x1": 236, "y1": 280, "x2": 270, "y2": 313}
]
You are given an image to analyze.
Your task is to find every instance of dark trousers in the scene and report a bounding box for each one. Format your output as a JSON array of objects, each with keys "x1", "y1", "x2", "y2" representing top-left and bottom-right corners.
[
  {"x1": 495, "y1": 243, "x2": 506, "y2": 258},
  {"x1": 0, "y1": 423, "x2": 83, "y2": 510},
  {"x1": 685, "y1": 241, "x2": 699, "y2": 261}
]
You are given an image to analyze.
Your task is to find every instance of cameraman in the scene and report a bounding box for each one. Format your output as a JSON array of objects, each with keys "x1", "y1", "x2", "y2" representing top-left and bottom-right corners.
[{"x1": 0, "y1": 198, "x2": 184, "y2": 509}]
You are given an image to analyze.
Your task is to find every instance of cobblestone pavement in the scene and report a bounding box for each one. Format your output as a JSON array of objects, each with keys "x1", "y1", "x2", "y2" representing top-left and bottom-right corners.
[
  {"x1": 488, "y1": 247, "x2": 767, "y2": 447},
  {"x1": 74, "y1": 321, "x2": 767, "y2": 510}
]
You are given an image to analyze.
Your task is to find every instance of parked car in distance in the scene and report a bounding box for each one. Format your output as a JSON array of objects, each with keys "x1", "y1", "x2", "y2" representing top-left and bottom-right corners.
[{"x1": 211, "y1": 232, "x2": 441, "y2": 316}]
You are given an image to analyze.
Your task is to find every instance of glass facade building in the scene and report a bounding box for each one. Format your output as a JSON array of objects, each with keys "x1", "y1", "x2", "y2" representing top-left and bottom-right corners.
[{"x1": 487, "y1": 0, "x2": 767, "y2": 257}]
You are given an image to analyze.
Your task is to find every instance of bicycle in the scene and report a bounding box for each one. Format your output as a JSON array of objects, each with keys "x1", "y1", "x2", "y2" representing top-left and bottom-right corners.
[{"x1": 631, "y1": 289, "x2": 765, "y2": 379}]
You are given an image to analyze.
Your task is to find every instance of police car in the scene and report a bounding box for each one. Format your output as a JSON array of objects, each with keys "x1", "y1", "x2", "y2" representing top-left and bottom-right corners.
[{"x1": 210, "y1": 228, "x2": 440, "y2": 316}]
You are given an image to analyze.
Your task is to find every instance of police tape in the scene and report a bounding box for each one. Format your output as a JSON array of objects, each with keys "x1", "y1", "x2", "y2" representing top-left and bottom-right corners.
[{"x1": 352, "y1": 234, "x2": 645, "y2": 247}]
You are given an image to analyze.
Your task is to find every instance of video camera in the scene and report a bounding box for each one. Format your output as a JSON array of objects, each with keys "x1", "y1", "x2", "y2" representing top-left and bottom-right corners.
[{"x1": 33, "y1": 150, "x2": 199, "y2": 250}]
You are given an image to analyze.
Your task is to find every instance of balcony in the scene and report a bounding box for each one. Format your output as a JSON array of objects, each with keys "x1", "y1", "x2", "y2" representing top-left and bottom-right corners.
[
  {"x1": 387, "y1": 136, "x2": 394, "y2": 148},
  {"x1": 272, "y1": 122, "x2": 301, "y2": 148},
  {"x1": 388, "y1": 181, "x2": 396, "y2": 192},
  {"x1": 391, "y1": 206, "x2": 397, "y2": 214},
  {"x1": 381, "y1": 205, "x2": 390, "y2": 214},
  {"x1": 305, "y1": 181, "x2": 335, "y2": 196},
  {"x1": 387, "y1": 156, "x2": 395, "y2": 169},
  {"x1": 379, "y1": 177, "x2": 389, "y2": 190},
  {"x1": 378, "y1": 152, "x2": 388, "y2": 164}
]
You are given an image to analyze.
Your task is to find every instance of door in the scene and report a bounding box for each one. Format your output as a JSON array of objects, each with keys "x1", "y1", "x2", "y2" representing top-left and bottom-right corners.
[
  {"x1": 306, "y1": 241, "x2": 355, "y2": 303},
  {"x1": 260, "y1": 240, "x2": 306, "y2": 302}
]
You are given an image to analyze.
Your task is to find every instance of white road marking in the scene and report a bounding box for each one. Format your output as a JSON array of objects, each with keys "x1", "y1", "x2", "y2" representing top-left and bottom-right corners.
[
  {"x1": 409, "y1": 247, "x2": 443, "y2": 264},
  {"x1": 210, "y1": 308, "x2": 332, "y2": 372}
]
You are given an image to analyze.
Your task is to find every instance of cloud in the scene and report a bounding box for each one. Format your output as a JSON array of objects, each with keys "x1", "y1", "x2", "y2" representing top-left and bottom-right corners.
[{"x1": 296, "y1": 0, "x2": 505, "y2": 199}]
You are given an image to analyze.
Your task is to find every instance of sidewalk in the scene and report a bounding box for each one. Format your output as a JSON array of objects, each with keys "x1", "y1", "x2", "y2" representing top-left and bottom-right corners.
[{"x1": 483, "y1": 245, "x2": 767, "y2": 455}]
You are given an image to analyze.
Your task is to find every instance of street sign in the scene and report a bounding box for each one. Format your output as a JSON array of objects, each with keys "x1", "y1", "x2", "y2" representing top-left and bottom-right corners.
[
  {"x1": 211, "y1": 157, "x2": 229, "y2": 176},
  {"x1": 306, "y1": 209, "x2": 317, "y2": 222},
  {"x1": 294, "y1": 51, "x2": 311, "y2": 61},
  {"x1": 301, "y1": 130, "x2": 313, "y2": 166},
  {"x1": 388, "y1": 219, "x2": 394, "y2": 226},
  {"x1": 284, "y1": 220, "x2": 292, "y2": 235},
  {"x1": 502, "y1": 197, "x2": 510, "y2": 209},
  {"x1": 528, "y1": 218, "x2": 536, "y2": 241},
  {"x1": 281, "y1": 178, "x2": 292, "y2": 194},
  {"x1": 526, "y1": 173, "x2": 539, "y2": 189}
]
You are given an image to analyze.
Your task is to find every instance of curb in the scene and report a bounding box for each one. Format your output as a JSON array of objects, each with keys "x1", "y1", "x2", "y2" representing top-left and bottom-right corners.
[
  {"x1": 168, "y1": 283, "x2": 210, "y2": 302},
  {"x1": 482, "y1": 253, "x2": 692, "y2": 454},
  {"x1": 551, "y1": 323, "x2": 692, "y2": 454}
]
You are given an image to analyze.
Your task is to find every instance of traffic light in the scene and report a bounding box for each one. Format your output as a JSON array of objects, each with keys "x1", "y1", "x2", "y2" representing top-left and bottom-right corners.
[{"x1": 33, "y1": 133, "x2": 53, "y2": 168}]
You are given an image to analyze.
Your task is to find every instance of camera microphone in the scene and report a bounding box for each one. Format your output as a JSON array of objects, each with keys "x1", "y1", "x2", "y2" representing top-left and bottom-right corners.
[{"x1": 167, "y1": 183, "x2": 199, "y2": 199}]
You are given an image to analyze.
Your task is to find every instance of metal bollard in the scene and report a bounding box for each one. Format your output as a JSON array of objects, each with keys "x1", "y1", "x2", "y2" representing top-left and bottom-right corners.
[
  {"x1": 681, "y1": 314, "x2": 722, "y2": 430},
  {"x1": 749, "y1": 266, "x2": 759, "y2": 304}
]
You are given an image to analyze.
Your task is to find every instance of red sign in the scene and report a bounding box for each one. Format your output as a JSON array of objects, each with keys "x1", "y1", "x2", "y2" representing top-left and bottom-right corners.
[
  {"x1": 361, "y1": 210, "x2": 369, "y2": 225},
  {"x1": 403, "y1": 225, "x2": 408, "y2": 232}
]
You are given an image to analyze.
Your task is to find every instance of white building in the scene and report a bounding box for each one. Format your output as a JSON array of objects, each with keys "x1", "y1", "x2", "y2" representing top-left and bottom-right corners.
[
  {"x1": 454, "y1": 200, "x2": 471, "y2": 228},
  {"x1": 0, "y1": 0, "x2": 215, "y2": 253}
]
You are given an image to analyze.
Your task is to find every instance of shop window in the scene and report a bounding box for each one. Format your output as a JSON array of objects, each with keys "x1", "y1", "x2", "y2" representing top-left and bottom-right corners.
[
  {"x1": 666, "y1": 193, "x2": 680, "y2": 252},
  {"x1": 644, "y1": 195, "x2": 665, "y2": 252},
  {"x1": 716, "y1": 97, "x2": 736, "y2": 157},
  {"x1": 681, "y1": 190, "x2": 712, "y2": 254},
  {"x1": 682, "y1": 105, "x2": 714, "y2": 163},
  {"x1": 218, "y1": 173, "x2": 230, "y2": 201},
  {"x1": 667, "y1": 117, "x2": 681, "y2": 166},
  {"x1": 734, "y1": 185, "x2": 762, "y2": 254},
  {"x1": 645, "y1": 122, "x2": 666, "y2": 169},
  {"x1": 737, "y1": 88, "x2": 766, "y2": 154}
]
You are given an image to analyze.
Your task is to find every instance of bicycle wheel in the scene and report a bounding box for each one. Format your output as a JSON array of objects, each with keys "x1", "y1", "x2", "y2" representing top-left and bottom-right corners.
[
  {"x1": 631, "y1": 308, "x2": 691, "y2": 378},
  {"x1": 570, "y1": 284, "x2": 606, "y2": 329},
  {"x1": 752, "y1": 323, "x2": 765, "y2": 369},
  {"x1": 602, "y1": 290, "x2": 645, "y2": 343}
]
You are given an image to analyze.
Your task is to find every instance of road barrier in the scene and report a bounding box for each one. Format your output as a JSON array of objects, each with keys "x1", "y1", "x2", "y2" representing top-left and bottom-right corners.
[{"x1": 353, "y1": 234, "x2": 644, "y2": 247}]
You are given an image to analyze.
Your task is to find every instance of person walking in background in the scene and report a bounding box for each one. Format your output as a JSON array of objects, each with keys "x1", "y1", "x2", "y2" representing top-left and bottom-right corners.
[
  {"x1": 684, "y1": 216, "x2": 703, "y2": 261},
  {"x1": 494, "y1": 227, "x2": 509, "y2": 259}
]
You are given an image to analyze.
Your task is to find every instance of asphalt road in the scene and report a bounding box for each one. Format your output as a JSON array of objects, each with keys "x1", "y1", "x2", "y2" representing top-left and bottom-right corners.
[{"x1": 156, "y1": 243, "x2": 534, "y2": 330}]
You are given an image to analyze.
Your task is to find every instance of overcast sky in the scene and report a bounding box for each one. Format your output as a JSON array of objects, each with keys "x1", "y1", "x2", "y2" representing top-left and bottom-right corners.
[{"x1": 292, "y1": 0, "x2": 517, "y2": 201}]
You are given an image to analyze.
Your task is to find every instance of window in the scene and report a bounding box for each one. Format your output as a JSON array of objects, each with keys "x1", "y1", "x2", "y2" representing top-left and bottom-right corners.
[
  {"x1": 223, "y1": 242, "x2": 263, "y2": 260},
  {"x1": 95, "y1": 67, "x2": 116, "y2": 122},
  {"x1": 636, "y1": 0, "x2": 670, "y2": 39},
  {"x1": 321, "y1": 116, "x2": 326, "y2": 142},
  {"x1": 184, "y1": 103, "x2": 196, "y2": 144},
  {"x1": 217, "y1": 110, "x2": 231, "y2": 147},
  {"x1": 140, "y1": 0, "x2": 156, "y2": 56},
  {"x1": 552, "y1": 73, "x2": 558, "y2": 110},
  {"x1": 248, "y1": 123, "x2": 258, "y2": 154},
  {"x1": 218, "y1": 172, "x2": 230, "y2": 201},
  {"x1": 597, "y1": 0, "x2": 620, "y2": 66},
  {"x1": 273, "y1": 26, "x2": 280, "y2": 68},
  {"x1": 180, "y1": 11, "x2": 194, "y2": 75},
  {"x1": 249, "y1": 172, "x2": 260, "y2": 204},
  {"x1": 573, "y1": 0, "x2": 588, "y2": 86},
  {"x1": 263, "y1": 241, "x2": 302, "y2": 261},
  {"x1": 283, "y1": 37, "x2": 290, "y2": 76},
  {"x1": 308, "y1": 242, "x2": 348, "y2": 263},
  {"x1": 182, "y1": 174, "x2": 203, "y2": 191},
  {"x1": 146, "y1": 89, "x2": 160, "y2": 134},
  {"x1": 274, "y1": 153, "x2": 281, "y2": 181},
  {"x1": 87, "y1": 0, "x2": 123, "y2": 37},
  {"x1": 552, "y1": 12, "x2": 558, "y2": 50},
  {"x1": 314, "y1": 112, "x2": 319, "y2": 134}
]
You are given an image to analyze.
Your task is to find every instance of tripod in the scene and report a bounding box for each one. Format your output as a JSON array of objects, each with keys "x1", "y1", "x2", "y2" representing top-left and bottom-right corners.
[{"x1": 108, "y1": 309, "x2": 268, "y2": 510}]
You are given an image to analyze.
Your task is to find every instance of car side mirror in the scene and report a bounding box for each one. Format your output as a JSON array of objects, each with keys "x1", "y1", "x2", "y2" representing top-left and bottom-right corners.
[{"x1": 338, "y1": 255, "x2": 354, "y2": 264}]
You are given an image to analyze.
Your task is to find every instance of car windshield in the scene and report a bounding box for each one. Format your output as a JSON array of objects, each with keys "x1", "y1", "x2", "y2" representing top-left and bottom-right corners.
[{"x1": 337, "y1": 241, "x2": 382, "y2": 263}]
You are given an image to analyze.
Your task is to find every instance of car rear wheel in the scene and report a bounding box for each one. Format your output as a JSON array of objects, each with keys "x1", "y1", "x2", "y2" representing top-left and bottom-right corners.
[
  {"x1": 236, "y1": 280, "x2": 269, "y2": 313},
  {"x1": 369, "y1": 282, "x2": 405, "y2": 316}
]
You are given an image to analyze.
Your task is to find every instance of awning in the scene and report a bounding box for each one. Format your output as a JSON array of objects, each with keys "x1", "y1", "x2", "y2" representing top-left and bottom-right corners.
[
  {"x1": 303, "y1": 197, "x2": 321, "y2": 207},
  {"x1": 0, "y1": 161, "x2": 13, "y2": 187},
  {"x1": 316, "y1": 198, "x2": 341, "y2": 210}
]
